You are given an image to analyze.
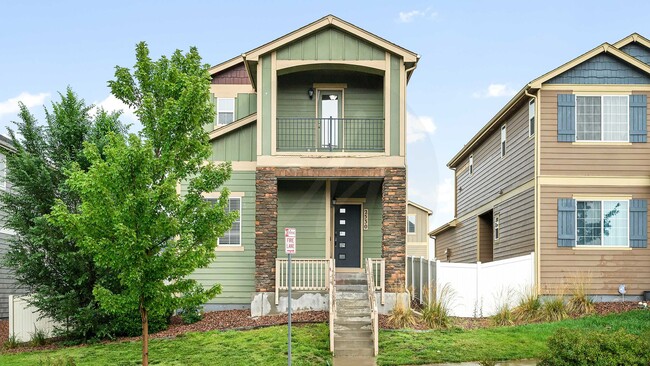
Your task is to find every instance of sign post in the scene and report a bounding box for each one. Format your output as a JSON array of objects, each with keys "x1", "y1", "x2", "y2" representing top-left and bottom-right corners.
[{"x1": 284, "y1": 228, "x2": 296, "y2": 366}]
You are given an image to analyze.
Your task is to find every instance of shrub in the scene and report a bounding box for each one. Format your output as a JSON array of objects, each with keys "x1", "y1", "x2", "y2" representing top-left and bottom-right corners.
[
  {"x1": 388, "y1": 296, "x2": 416, "y2": 328},
  {"x1": 420, "y1": 284, "x2": 455, "y2": 329},
  {"x1": 566, "y1": 278, "x2": 594, "y2": 316},
  {"x1": 179, "y1": 304, "x2": 203, "y2": 325},
  {"x1": 30, "y1": 327, "x2": 48, "y2": 347},
  {"x1": 491, "y1": 303, "x2": 513, "y2": 326},
  {"x1": 542, "y1": 296, "x2": 568, "y2": 322},
  {"x1": 3, "y1": 333, "x2": 19, "y2": 349},
  {"x1": 539, "y1": 328, "x2": 650, "y2": 366},
  {"x1": 512, "y1": 288, "x2": 541, "y2": 322}
]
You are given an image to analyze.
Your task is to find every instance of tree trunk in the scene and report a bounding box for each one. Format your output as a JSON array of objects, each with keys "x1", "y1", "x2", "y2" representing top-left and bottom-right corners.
[{"x1": 140, "y1": 300, "x2": 149, "y2": 366}]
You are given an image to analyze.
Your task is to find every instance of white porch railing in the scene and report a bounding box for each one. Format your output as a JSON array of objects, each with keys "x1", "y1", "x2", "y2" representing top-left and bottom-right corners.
[
  {"x1": 365, "y1": 258, "x2": 379, "y2": 356},
  {"x1": 328, "y1": 258, "x2": 336, "y2": 352},
  {"x1": 275, "y1": 258, "x2": 332, "y2": 305},
  {"x1": 370, "y1": 258, "x2": 385, "y2": 305}
]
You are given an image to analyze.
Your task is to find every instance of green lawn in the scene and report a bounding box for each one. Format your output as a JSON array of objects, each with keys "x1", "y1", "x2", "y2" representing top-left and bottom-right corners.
[
  {"x1": 0, "y1": 324, "x2": 331, "y2": 366},
  {"x1": 378, "y1": 310, "x2": 650, "y2": 365},
  {"x1": 2, "y1": 311, "x2": 649, "y2": 366}
]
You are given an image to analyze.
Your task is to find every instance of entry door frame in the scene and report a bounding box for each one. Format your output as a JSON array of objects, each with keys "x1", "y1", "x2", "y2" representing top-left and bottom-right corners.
[{"x1": 331, "y1": 198, "x2": 365, "y2": 271}]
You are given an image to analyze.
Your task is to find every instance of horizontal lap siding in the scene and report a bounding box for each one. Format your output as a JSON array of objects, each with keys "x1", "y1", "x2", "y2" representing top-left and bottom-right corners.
[
  {"x1": 456, "y1": 103, "x2": 534, "y2": 217},
  {"x1": 494, "y1": 188, "x2": 534, "y2": 261},
  {"x1": 185, "y1": 171, "x2": 256, "y2": 304},
  {"x1": 0, "y1": 232, "x2": 23, "y2": 318},
  {"x1": 434, "y1": 217, "x2": 477, "y2": 263},
  {"x1": 540, "y1": 185, "x2": 650, "y2": 295},
  {"x1": 277, "y1": 181, "x2": 326, "y2": 259},
  {"x1": 540, "y1": 89, "x2": 650, "y2": 175}
]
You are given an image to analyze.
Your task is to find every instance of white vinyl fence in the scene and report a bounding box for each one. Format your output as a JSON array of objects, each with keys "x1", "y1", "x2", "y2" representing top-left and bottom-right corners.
[
  {"x1": 9, "y1": 295, "x2": 59, "y2": 342},
  {"x1": 407, "y1": 252, "x2": 535, "y2": 317}
]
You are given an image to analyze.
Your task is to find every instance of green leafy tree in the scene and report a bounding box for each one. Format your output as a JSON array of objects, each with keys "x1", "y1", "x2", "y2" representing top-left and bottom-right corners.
[
  {"x1": 0, "y1": 88, "x2": 126, "y2": 341},
  {"x1": 49, "y1": 43, "x2": 235, "y2": 366}
]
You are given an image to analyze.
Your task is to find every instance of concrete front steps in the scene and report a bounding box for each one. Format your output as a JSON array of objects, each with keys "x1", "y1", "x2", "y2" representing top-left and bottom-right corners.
[{"x1": 333, "y1": 272, "x2": 374, "y2": 358}]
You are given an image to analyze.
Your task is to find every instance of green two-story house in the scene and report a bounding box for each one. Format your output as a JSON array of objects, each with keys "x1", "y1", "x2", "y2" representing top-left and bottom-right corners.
[{"x1": 184, "y1": 15, "x2": 419, "y2": 315}]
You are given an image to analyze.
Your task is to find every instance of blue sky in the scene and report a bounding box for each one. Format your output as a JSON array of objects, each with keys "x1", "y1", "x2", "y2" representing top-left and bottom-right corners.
[{"x1": 2, "y1": 1, "x2": 650, "y2": 231}]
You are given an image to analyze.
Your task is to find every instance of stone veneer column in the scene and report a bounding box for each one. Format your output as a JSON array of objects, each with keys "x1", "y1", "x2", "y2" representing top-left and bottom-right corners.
[
  {"x1": 382, "y1": 167, "x2": 407, "y2": 290},
  {"x1": 255, "y1": 168, "x2": 278, "y2": 292}
]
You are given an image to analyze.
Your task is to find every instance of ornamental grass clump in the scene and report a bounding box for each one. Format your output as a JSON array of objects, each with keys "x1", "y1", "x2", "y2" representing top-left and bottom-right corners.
[
  {"x1": 512, "y1": 287, "x2": 542, "y2": 323},
  {"x1": 542, "y1": 295, "x2": 569, "y2": 322},
  {"x1": 490, "y1": 288, "x2": 516, "y2": 326},
  {"x1": 420, "y1": 284, "x2": 455, "y2": 329},
  {"x1": 566, "y1": 274, "x2": 594, "y2": 316},
  {"x1": 388, "y1": 296, "x2": 416, "y2": 328}
]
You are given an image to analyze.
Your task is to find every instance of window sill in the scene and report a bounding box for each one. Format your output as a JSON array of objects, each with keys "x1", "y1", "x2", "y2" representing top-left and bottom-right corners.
[
  {"x1": 216, "y1": 246, "x2": 245, "y2": 252},
  {"x1": 572, "y1": 246, "x2": 632, "y2": 251},
  {"x1": 571, "y1": 141, "x2": 632, "y2": 146}
]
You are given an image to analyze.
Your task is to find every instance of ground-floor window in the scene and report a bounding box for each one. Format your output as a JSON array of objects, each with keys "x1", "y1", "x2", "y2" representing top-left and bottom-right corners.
[
  {"x1": 218, "y1": 197, "x2": 241, "y2": 246},
  {"x1": 576, "y1": 200, "x2": 628, "y2": 247}
]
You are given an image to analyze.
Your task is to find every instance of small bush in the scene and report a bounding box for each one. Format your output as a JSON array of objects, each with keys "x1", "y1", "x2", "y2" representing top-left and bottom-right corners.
[
  {"x1": 179, "y1": 305, "x2": 203, "y2": 325},
  {"x1": 566, "y1": 278, "x2": 594, "y2": 316},
  {"x1": 30, "y1": 327, "x2": 48, "y2": 347},
  {"x1": 388, "y1": 296, "x2": 416, "y2": 328},
  {"x1": 38, "y1": 356, "x2": 77, "y2": 366},
  {"x1": 542, "y1": 296, "x2": 568, "y2": 322},
  {"x1": 3, "y1": 333, "x2": 19, "y2": 349},
  {"x1": 539, "y1": 328, "x2": 650, "y2": 366},
  {"x1": 512, "y1": 289, "x2": 541, "y2": 322},
  {"x1": 491, "y1": 303, "x2": 513, "y2": 326},
  {"x1": 420, "y1": 284, "x2": 455, "y2": 329}
]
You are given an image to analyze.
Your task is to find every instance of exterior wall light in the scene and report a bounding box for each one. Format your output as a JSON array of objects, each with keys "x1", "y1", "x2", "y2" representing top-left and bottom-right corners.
[{"x1": 308, "y1": 87, "x2": 314, "y2": 100}]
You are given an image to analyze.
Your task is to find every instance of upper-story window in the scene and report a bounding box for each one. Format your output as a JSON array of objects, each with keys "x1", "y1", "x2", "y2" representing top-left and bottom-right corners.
[
  {"x1": 407, "y1": 215, "x2": 416, "y2": 234},
  {"x1": 529, "y1": 99, "x2": 535, "y2": 137},
  {"x1": 217, "y1": 98, "x2": 235, "y2": 126},
  {"x1": 576, "y1": 95, "x2": 628, "y2": 142},
  {"x1": 469, "y1": 154, "x2": 474, "y2": 175},
  {"x1": 577, "y1": 200, "x2": 628, "y2": 247},
  {"x1": 500, "y1": 125, "x2": 507, "y2": 158}
]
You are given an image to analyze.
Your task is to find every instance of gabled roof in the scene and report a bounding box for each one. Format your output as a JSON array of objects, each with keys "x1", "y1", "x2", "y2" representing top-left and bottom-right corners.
[
  {"x1": 428, "y1": 219, "x2": 456, "y2": 238},
  {"x1": 448, "y1": 33, "x2": 650, "y2": 168},
  {"x1": 408, "y1": 200, "x2": 432, "y2": 215},
  {"x1": 208, "y1": 15, "x2": 420, "y2": 89}
]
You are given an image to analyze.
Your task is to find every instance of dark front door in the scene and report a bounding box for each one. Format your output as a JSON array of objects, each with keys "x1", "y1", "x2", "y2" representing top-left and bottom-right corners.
[{"x1": 334, "y1": 204, "x2": 361, "y2": 268}]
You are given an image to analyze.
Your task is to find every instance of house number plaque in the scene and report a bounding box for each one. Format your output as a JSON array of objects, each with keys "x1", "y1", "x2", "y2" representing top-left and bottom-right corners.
[{"x1": 363, "y1": 209, "x2": 369, "y2": 230}]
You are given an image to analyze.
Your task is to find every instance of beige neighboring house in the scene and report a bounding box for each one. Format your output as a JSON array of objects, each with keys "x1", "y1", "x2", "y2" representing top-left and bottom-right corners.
[
  {"x1": 431, "y1": 33, "x2": 650, "y2": 300},
  {"x1": 406, "y1": 201, "x2": 432, "y2": 259}
]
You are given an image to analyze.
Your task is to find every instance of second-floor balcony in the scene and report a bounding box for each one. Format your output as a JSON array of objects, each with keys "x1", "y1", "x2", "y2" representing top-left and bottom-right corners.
[{"x1": 277, "y1": 117, "x2": 385, "y2": 152}]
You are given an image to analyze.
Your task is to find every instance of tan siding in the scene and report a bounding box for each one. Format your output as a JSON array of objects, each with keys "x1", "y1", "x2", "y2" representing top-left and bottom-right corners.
[
  {"x1": 494, "y1": 188, "x2": 535, "y2": 261},
  {"x1": 478, "y1": 215, "x2": 492, "y2": 262},
  {"x1": 434, "y1": 217, "x2": 477, "y2": 263},
  {"x1": 540, "y1": 185, "x2": 650, "y2": 295},
  {"x1": 407, "y1": 204, "x2": 429, "y2": 243},
  {"x1": 406, "y1": 243, "x2": 428, "y2": 258},
  {"x1": 539, "y1": 89, "x2": 650, "y2": 176},
  {"x1": 456, "y1": 102, "x2": 534, "y2": 217}
]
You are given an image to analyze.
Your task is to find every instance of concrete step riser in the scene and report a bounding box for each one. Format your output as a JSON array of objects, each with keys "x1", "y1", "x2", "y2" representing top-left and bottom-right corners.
[
  {"x1": 336, "y1": 285, "x2": 367, "y2": 291},
  {"x1": 337, "y1": 309, "x2": 370, "y2": 317},
  {"x1": 334, "y1": 323, "x2": 372, "y2": 332},
  {"x1": 337, "y1": 292, "x2": 367, "y2": 300},
  {"x1": 335, "y1": 331, "x2": 373, "y2": 339},
  {"x1": 335, "y1": 339, "x2": 374, "y2": 349},
  {"x1": 335, "y1": 348, "x2": 375, "y2": 357},
  {"x1": 336, "y1": 315, "x2": 371, "y2": 323}
]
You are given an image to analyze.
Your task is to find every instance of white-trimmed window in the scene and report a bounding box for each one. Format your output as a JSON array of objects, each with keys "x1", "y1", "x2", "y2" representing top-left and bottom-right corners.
[
  {"x1": 217, "y1": 98, "x2": 235, "y2": 126},
  {"x1": 469, "y1": 154, "x2": 474, "y2": 175},
  {"x1": 407, "y1": 215, "x2": 416, "y2": 234},
  {"x1": 500, "y1": 125, "x2": 507, "y2": 158},
  {"x1": 529, "y1": 99, "x2": 535, "y2": 137},
  {"x1": 494, "y1": 213, "x2": 500, "y2": 240},
  {"x1": 576, "y1": 95, "x2": 628, "y2": 142},
  {"x1": 576, "y1": 200, "x2": 628, "y2": 247},
  {"x1": 0, "y1": 152, "x2": 6, "y2": 190},
  {"x1": 218, "y1": 197, "x2": 241, "y2": 246}
]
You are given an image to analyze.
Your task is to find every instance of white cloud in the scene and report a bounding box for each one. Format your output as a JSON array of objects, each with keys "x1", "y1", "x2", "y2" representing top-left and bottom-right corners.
[
  {"x1": 91, "y1": 94, "x2": 138, "y2": 123},
  {"x1": 398, "y1": 8, "x2": 438, "y2": 23},
  {"x1": 407, "y1": 112, "x2": 436, "y2": 143},
  {"x1": 473, "y1": 83, "x2": 517, "y2": 98},
  {"x1": 0, "y1": 92, "x2": 50, "y2": 118}
]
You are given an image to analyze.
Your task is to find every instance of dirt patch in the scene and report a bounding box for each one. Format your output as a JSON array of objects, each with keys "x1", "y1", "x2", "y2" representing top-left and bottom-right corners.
[{"x1": 0, "y1": 320, "x2": 7, "y2": 345}]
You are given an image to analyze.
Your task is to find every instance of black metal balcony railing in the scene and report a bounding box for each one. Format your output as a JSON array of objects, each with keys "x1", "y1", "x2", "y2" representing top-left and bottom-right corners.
[{"x1": 276, "y1": 118, "x2": 385, "y2": 152}]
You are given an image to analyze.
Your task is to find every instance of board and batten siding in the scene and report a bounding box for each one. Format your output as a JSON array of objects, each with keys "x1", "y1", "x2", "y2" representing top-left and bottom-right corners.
[
  {"x1": 211, "y1": 122, "x2": 257, "y2": 162},
  {"x1": 406, "y1": 204, "x2": 429, "y2": 258},
  {"x1": 539, "y1": 90, "x2": 650, "y2": 176},
  {"x1": 539, "y1": 185, "x2": 650, "y2": 295},
  {"x1": 434, "y1": 217, "x2": 477, "y2": 263},
  {"x1": 185, "y1": 171, "x2": 256, "y2": 305},
  {"x1": 276, "y1": 27, "x2": 385, "y2": 61},
  {"x1": 493, "y1": 187, "x2": 534, "y2": 261},
  {"x1": 456, "y1": 102, "x2": 534, "y2": 217}
]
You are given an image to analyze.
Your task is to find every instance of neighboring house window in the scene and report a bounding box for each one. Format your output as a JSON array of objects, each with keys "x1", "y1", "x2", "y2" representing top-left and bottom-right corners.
[
  {"x1": 529, "y1": 99, "x2": 535, "y2": 137},
  {"x1": 494, "y1": 213, "x2": 500, "y2": 240},
  {"x1": 469, "y1": 154, "x2": 474, "y2": 175},
  {"x1": 577, "y1": 200, "x2": 628, "y2": 247},
  {"x1": 576, "y1": 95, "x2": 628, "y2": 142},
  {"x1": 217, "y1": 98, "x2": 235, "y2": 126},
  {"x1": 407, "y1": 215, "x2": 416, "y2": 234},
  {"x1": 500, "y1": 125, "x2": 507, "y2": 158},
  {"x1": 0, "y1": 152, "x2": 6, "y2": 190},
  {"x1": 217, "y1": 197, "x2": 241, "y2": 246}
]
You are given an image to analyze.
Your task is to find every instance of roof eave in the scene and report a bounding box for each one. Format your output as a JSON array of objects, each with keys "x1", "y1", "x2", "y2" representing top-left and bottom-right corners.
[{"x1": 428, "y1": 219, "x2": 457, "y2": 238}]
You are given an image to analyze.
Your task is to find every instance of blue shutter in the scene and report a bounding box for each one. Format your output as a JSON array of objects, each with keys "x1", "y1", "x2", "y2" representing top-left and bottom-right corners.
[
  {"x1": 629, "y1": 95, "x2": 647, "y2": 143},
  {"x1": 557, "y1": 94, "x2": 575, "y2": 142},
  {"x1": 558, "y1": 198, "x2": 576, "y2": 247},
  {"x1": 630, "y1": 199, "x2": 647, "y2": 248}
]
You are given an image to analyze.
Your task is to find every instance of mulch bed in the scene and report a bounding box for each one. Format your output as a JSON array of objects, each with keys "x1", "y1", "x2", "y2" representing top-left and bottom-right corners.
[{"x1": 0, "y1": 301, "x2": 643, "y2": 353}]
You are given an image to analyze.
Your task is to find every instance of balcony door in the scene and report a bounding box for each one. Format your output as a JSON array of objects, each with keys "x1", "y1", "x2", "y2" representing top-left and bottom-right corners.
[{"x1": 319, "y1": 91, "x2": 342, "y2": 149}]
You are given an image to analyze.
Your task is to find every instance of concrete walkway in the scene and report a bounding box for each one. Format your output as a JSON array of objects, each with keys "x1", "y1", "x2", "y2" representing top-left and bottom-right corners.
[
  {"x1": 333, "y1": 356, "x2": 376, "y2": 366},
  {"x1": 423, "y1": 360, "x2": 538, "y2": 366}
]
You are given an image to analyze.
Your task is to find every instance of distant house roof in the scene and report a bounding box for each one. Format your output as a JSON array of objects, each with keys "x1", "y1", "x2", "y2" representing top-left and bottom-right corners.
[
  {"x1": 447, "y1": 33, "x2": 650, "y2": 169},
  {"x1": 408, "y1": 200, "x2": 432, "y2": 215}
]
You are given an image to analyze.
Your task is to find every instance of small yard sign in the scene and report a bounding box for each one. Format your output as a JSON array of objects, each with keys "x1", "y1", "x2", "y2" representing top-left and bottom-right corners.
[{"x1": 285, "y1": 228, "x2": 296, "y2": 254}]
